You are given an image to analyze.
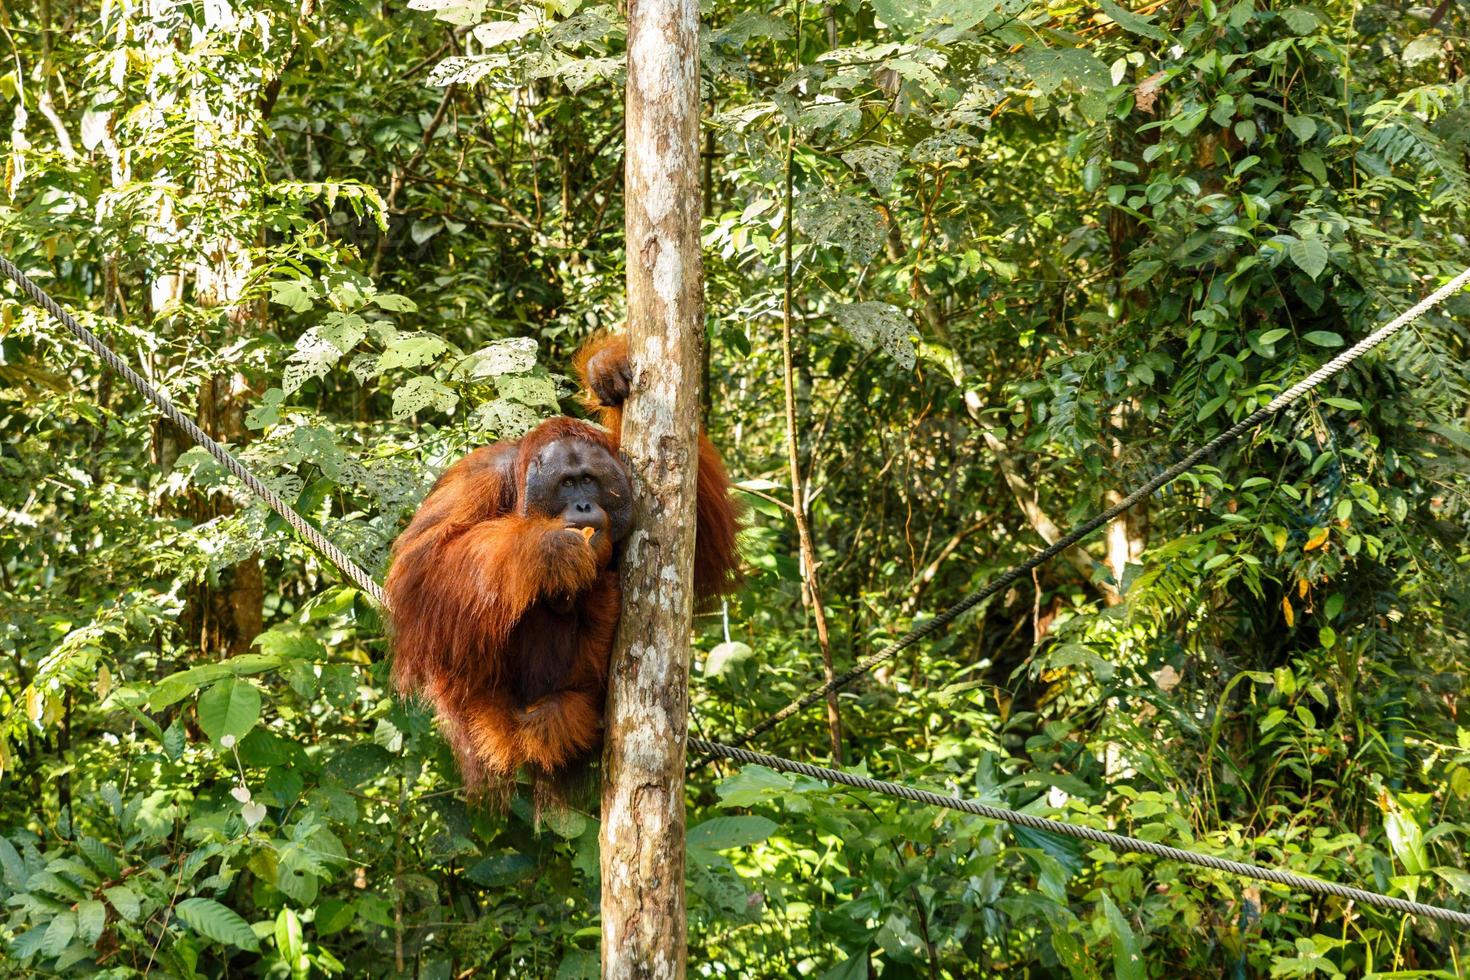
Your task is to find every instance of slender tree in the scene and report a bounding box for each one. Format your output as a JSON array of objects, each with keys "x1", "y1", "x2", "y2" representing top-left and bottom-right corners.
[{"x1": 599, "y1": 0, "x2": 703, "y2": 975}]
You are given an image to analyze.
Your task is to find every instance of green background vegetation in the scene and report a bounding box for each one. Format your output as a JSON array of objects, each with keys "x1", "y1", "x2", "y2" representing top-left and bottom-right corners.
[{"x1": 1, "y1": 0, "x2": 1468, "y2": 975}]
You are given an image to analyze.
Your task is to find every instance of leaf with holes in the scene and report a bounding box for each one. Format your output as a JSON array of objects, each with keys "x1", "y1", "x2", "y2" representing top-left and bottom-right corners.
[
  {"x1": 1017, "y1": 48, "x2": 1109, "y2": 95},
  {"x1": 428, "y1": 54, "x2": 505, "y2": 88},
  {"x1": 391, "y1": 377, "x2": 459, "y2": 420},
  {"x1": 377, "y1": 335, "x2": 449, "y2": 373},
  {"x1": 795, "y1": 191, "x2": 883, "y2": 264},
  {"x1": 269, "y1": 280, "x2": 317, "y2": 313},
  {"x1": 455, "y1": 337, "x2": 539, "y2": 379},
  {"x1": 832, "y1": 302, "x2": 916, "y2": 369},
  {"x1": 406, "y1": 0, "x2": 487, "y2": 26},
  {"x1": 841, "y1": 146, "x2": 902, "y2": 195}
]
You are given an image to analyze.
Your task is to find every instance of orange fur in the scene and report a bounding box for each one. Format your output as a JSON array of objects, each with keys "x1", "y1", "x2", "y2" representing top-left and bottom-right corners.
[
  {"x1": 575, "y1": 331, "x2": 744, "y2": 600},
  {"x1": 387, "y1": 333, "x2": 741, "y2": 798}
]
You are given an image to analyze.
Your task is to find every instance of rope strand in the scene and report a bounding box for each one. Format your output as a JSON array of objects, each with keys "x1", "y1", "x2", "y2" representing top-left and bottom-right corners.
[
  {"x1": 0, "y1": 256, "x2": 389, "y2": 608},
  {"x1": 692, "y1": 739, "x2": 1470, "y2": 928},
  {"x1": 7, "y1": 252, "x2": 1470, "y2": 932},
  {"x1": 697, "y1": 265, "x2": 1470, "y2": 763}
]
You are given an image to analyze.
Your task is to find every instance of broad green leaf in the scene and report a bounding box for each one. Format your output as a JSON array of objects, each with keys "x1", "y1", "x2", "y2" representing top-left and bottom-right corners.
[
  {"x1": 275, "y1": 907, "x2": 305, "y2": 969},
  {"x1": 1100, "y1": 892, "x2": 1145, "y2": 980},
  {"x1": 556, "y1": 949, "x2": 600, "y2": 980},
  {"x1": 315, "y1": 899, "x2": 356, "y2": 936},
  {"x1": 688, "y1": 816, "x2": 777, "y2": 852},
  {"x1": 1288, "y1": 238, "x2": 1329, "y2": 279},
  {"x1": 175, "y1": 898, "x2": 260, "y2": 951},
  {"x1": 1382, "y1": 797, "x2": 1429, "y2": 874},
  {"x1": 820, "y1": 950, "x2": 870, "y2": 980},
  {"x1": 1302, "y1": 330, "x2": 1344, "y2": 347},
  {"x1": 1300, "y1": 150, "x2": 1328, "y2": 183},
  {"x1": 717, "y1": 766, "x2": 796, "y2": 807},
  {"x1": 0, "y1": 836, "x2": 26, "y2": 889},
  {"x1": 40, "y1": 911, "x2": 77, "y2": 958},
  {"x1": 197, "y1": 678, "x2": 262, "y2": 744},
  {"x1": 104, "y1": 885, "x2": 141, "y2": 922},
  {"x1": 149, "y1": 654, "x2": 283, "y2": 709},
  {"x1": 268, "y1": 280, "x2": 316, "y2": 313},
  {"x1": 77, "y1": 899, "x2": 106, "y2": 944},
  {"x1": 377, "y1": 335, "x2": 449, "y2": 372},
  {"x1": 704, "y1": 641, "x2": 754, "y2": 676},
  {"x1": 1284, "y1": 113, "x2": 1317, "y2": 141},
  {"x1": 1099, "y1": 0, "x2": 1169, "y2": 41}
]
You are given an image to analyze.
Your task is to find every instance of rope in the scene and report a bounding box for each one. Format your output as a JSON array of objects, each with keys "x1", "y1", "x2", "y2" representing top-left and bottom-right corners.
[
  {"x1": 10, "y1": 251, "x2": 1468, "y2": 930},
  {"x1": 698, "y1": 266, "x2": 1470, "y2": 763},
  {"x1": 692, "y1": 739, "x2": 1470, "y2": 928},
  {"x1": 0, "y1": 256, "x2": 389, "y2": 608}
]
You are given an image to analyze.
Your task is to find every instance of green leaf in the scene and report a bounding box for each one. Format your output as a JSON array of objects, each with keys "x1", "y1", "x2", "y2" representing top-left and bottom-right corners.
[
  {"x1": 104, "y1": 885, "x2": 141, "y2": 922},
  {"x1": 704, "y1": 641, "x2": 754, "y2": 676},
  {"x1": 1258, "y1": 328, "x2": 1290, "y2": 344},
  {"x1": 1300, "y1": 150, "x2": 1328, "y2": 183},
  {"x1": 391, "y1": 376, "x2": 460, "y2": 420},
  {"x1": 543, "y1": 807, "x2": 589, "y2": 840},
  {"x1": 467, "y1": 853, "x2": 537, "y2": 887},
  {"x1": 556, "y1": 949, "x2": 600, "y2": 980},
  {"x1": 832, "y1": 302, "x2": 916, "y2": 369},
  {"x1": 77, "y1": 899, "x2": 106, "y2": 944},
  {"x1": 1100, "y1": 892, "x2": 1145, "y2": 980},
  {"x1": 275, "y1": 907, "x2": 305, "y2": 966},
  {"x1": 717, "y1": 766, "x2": 796, "y2": 807},
  {"x1": 40, "y1": 911, "x2": 77, "y2": 958},
  {"x1": 269, "y1": 279, "x2": 317, "y2": 313},
  {"x1": 376, "y1": 334, "x2": 450, "y2": 372},
  {"x1": 1279, "y1": 7, "x2": 1320, "y2": 33},
  {"x1": 687, "y1": 816, "x2": 777, "y2": 852},
  {"x1": 1284, "y1": 113, "x2": 1317, "y2": 141},
  {"x1": 1320, "y1": 396, "x2": 1360, "y2": 410},
  {"x1": 0, "y1": 836, "x2": 27, "y2": 889},
  {"x1": 1382, "y1": 799, "x2": 1429, "y2": 874},
  {"x1": 1018, "y1": 48, "x2": 1110, "y2": 95},
  {"x1": 149, "y1": 654, "x2": 283, "y2": 709},
  {"x1": 820, "y1": 950, "x2": 870, "y2": 980},
  {"x1": 370, "y1": 291, "x2": 418, "y2": 312},
  {"x1": 1099, "y1": 0, "x2": 1169, "y2": 41},
  {"x1": 1288, "y1": 238, "x2": 1329, "y2": 279},
  {"x1": 1302, "y1": 330, "x2": 1344, "y2": 347},
  {"x1": 175, "y1": 898, "x2": 260, "y2": 951},
  {"x1": 1435, "y1": 866, "x2": 1470, "y2": 895},
  {"x1": 315, "y1": 899, "x2": 356, "y2": 936},
  {"x1": 197, "y1": 678, "x2": 262, "y2": 745}
]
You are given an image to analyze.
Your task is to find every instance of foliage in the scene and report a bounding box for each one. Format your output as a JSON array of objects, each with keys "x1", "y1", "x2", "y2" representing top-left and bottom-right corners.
[{"x1": 1, "y1": 0, "x2": 1468, "y2": 975}]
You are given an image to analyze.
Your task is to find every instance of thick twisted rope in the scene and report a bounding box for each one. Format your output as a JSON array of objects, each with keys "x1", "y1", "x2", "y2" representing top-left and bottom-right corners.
[
  {"x1": 9, "y1": 252, "x2": 1468, "y2": 930},
  {"x1": 693, "y1": 739, "x2": 1470, "y2": 927},
  {"x1": 698, "y1": 266, "x2": 1470, "y2": 763},
  {"x1": 0, "y1": 256, "x2": 389, "y2": 607}
]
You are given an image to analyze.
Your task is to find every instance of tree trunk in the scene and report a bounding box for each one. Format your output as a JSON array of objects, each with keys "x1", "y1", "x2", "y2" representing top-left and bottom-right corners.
[{"x1": 599, "y1": 0, "x2": 702, "y2": 976}]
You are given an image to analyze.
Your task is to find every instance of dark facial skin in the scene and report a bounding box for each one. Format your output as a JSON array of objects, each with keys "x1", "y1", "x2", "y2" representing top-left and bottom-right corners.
[{"x1": 522, "y1": 438, "x2": 633, "y2": 546}]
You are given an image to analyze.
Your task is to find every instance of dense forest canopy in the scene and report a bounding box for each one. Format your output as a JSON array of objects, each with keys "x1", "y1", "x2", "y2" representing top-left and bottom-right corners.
[{"x1": 1, "y1": 0, "x2": 1468, "y2": 975}]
